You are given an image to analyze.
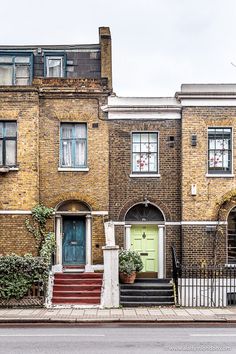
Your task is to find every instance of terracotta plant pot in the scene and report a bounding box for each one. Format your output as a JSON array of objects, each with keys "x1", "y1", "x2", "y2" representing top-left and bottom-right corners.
[{"x1": 119, "y1": 271, "x2": 136, "y2": 284}]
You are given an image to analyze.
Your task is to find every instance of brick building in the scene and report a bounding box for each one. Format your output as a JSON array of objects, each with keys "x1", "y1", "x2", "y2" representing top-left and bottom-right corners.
[
  {"x1": 104, "y1": 96, "x2": 182, "y2": 277},
  {"x1": 0, "y1": 27, "x2": 112, "y2": 272},
  {"x1": 105, "y1": 86, "x2": 236, "y2": 278}
]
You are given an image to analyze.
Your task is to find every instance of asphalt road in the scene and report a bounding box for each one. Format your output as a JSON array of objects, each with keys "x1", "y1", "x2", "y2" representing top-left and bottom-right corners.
[{"x1": 0, "y1": 324, "x2": 236, "y2": 353}]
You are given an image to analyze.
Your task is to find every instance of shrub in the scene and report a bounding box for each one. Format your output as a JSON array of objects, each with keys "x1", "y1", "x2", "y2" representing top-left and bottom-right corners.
[
  {"x1": 0, "y1": 254, "x2": 48, "y2": 300},
  {"x1": 119, "y1": 250, "x2": 143, "y2": 276}
]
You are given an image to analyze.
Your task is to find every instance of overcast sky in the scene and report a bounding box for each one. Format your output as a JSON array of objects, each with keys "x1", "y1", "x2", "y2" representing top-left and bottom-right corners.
[{"x1": 1, "y1": 0, "x2": 236, "y2": 96}]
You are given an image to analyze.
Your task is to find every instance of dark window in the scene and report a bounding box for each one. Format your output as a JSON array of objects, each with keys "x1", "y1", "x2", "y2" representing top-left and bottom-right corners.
[
  {"x1": 125, "y1": 203, "x2": 164, "y2": 222},
  {"x1": 208, "y1": 128, "x2": 232, "y2": 174},
  {"x1": 132, "y1": 132, "x2": 158, "y2": 173},
  {"x1": 228, "y1": 207, "x2": 236, "y2": 264},
  {"x1": 0, "y1": 121, "x2": 17, "y2": 166},
  {"x1": 60, "y1": 123, "x2": 87, "y2": 168},
  {"x1": 0, "y1": 55, "x2": 32, "y2": 85}
]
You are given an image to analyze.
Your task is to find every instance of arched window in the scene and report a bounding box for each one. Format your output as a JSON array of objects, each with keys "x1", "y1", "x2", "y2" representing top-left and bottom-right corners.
[
  {"x1": 125, "y1": 203, "x2": 164, "y2": 222},
  {"x1": 228, "y1": 207, "x2": 236, "y2": 264},
  {"x1": 57, "y1": 200, "x2": 91, "y2": 212}
]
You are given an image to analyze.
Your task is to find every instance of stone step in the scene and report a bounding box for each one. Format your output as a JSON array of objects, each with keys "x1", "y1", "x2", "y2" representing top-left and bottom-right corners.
[
  {"x1": 120, "y1": 283, "x2": 173, "y2": 290},
  {"x1": 54, "y1": 273, "x2": 103, "y2": 279},
  {"x1": 120, "y1": 301, "x2": 175, "y2": 307},
  {"x1": 54, "y1": 279, "x2": 102, "y2": 285},
  {"x1": 53, "y1": 284, "x2": 102, "y2": 292},
  {"x1": 52, "y1": 297, "x2": 100, "y2": 305},
  {"x1": 53, "y1": 291, "x2": 101, "y2": 298},
  {"x1": 120, "y1": 289, "x2": 174, "y2": 296},
  {"x1": 120, "y1": 295, "x2": 175, "y2": 303}
]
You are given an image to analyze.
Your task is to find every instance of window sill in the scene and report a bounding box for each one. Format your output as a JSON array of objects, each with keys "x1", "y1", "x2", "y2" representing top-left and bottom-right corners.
[
  {"x1": 58, "y1": 167, "x2": 89, "y2": 172},
  {"x1": 206, "y1": 173, "x2": 235, "y2": 178},
  {"x1": 0, "y1": 166, "x2": 19, "y2": 173},
  {"x1": 129, "y1": 173, "x2": 160, "y2": 178}
]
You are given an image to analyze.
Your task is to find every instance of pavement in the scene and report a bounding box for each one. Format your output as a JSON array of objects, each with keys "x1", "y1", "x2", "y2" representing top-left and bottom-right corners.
[{"x1": 1, "y1": 306, "x2": 236, "y2": 323}]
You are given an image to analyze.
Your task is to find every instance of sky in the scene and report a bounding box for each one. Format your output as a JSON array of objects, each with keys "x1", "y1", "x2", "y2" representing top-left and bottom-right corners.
[{"x1": 1, "y1": 0, "x2": 236, "y2": 96}]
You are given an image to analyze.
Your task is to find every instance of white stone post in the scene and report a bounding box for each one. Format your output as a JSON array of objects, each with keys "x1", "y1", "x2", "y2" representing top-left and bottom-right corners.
[
  {"x1": 125, "y1": 225, "x2": 131, "y2": 249},
  {"x1": 85, "y1": 214, "x2": 93, "y2": 272},
  {"x1": 158, "y1": 225, "x2": 165, "y2": 279},
  {"x1": 101, "y1": 245, "x2": 119, "y2": 308},
  {"x1": 52, "y1": 215, "x2": 63, "y2": 273}
]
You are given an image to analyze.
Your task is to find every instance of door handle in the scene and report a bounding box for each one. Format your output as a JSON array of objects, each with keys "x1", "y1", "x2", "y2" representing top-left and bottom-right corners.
[{"x1": 140, "y1": 252, "x2": 148, "y2": 256}]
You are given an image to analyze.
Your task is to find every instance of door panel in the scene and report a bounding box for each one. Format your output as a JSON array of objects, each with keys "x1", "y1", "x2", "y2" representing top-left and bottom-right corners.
[
  {"x1": 131, "y1": 225, "x2": 158, "y2": 272},
  {"x1": 63, "y1": 217, "x2": 85, "y2": 265}
]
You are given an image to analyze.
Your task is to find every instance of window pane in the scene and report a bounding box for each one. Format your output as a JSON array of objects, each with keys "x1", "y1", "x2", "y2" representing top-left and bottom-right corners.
[
  {"x1": 133, "y1": 153, "x2": 140, "y2": 172},
  {"x1": 15, "y1": 65, "x2": 30, "y2": 78},
  {"x1": 62, "y1": 124, "x2": 73, "y2": 139},
  {"x1": 133, "y1": 143, "x2": 140, "y2": 153},
  {"x1": 132, "y1": 133, "x2": 140, "y2": 143},
  {"x1": 61, "y1": 140, "x2": 72, "y2": 166},
  {"x1": 149, "y1": 153, "x2": 157, "y2": 172},
  {"x1": 0, "y1": 140, "x2": 2, "y2": 165},
  {"x1": 5, "y1": 140, "x2": 16, "y2": 165},
  {"x1": 0, "y1": 122, "x2": 3, "y2": 138},
  {"x1": 75, "y1": 124, "x2": 86, "y2": 138},
  {"x1": 149, "y1": 142, "x2": 157, "y2": 152},
  {"x1": 5, "y1": 122, "x2": 16, "y2": 137},
  {"x1": 15, "y1": 56, "x2": 30, "y2": 63},
  {"x1": 140, "y1": 154, "x2": 149, "y2": 171},
  {"x1": 0, "y1": 66, "x2": 12, "y2": 85},
  {"x1": 149, "y1": 133, "x2": 157, "y2": 143},
  {"x1": 141, "y1": 142, "x2": 149, "y2": 152},
  {"x1": 48, "y1": 59, "x2": 62, "y2": 77},
  {"x1": 0, "y1": 56, "x2": 13, "y2": 63},
  {"x1": 141, "y1": 133, "x2": 149, "y2": 143},
  {"x1": 75, "y1": 141, "x2": 86, "y2": 166}
]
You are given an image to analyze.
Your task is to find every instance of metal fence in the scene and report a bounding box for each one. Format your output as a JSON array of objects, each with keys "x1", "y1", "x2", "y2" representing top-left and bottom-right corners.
[{"x1": 171, "y1": 246, "x2": 236, "y2": 307}]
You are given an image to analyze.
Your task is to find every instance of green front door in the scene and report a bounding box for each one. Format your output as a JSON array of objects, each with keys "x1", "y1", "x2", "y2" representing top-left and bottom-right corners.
[{"x1": 131, "y1": 225, "x2": 158, "y2": 273}]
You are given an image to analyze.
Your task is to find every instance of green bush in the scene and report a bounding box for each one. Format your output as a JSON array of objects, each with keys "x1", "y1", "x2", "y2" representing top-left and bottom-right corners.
[
  {"x1": 0, "y1": 254, "x2": 49, "y2": 300},
  {"x1": 119, "y1": 250, "x2": 143, "y2": 276}
]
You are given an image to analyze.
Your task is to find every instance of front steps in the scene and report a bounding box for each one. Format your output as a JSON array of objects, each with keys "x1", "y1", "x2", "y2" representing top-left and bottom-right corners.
[
  {"x1": 52, "y1": 273, "x2": 103, "y2": 305},
  {"x1": 120, "y1": 278, "x2": 175, "y2": 307}
]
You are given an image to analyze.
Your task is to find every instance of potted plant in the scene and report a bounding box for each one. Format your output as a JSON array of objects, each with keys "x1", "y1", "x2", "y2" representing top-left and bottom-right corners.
[{"x1": 119, "y1": 250, "x2": 143, "y2": 283}]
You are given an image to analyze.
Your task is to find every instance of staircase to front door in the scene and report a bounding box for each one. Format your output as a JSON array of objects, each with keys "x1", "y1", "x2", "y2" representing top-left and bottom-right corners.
[
  {"x1": 120, "y1": 278, "x2": 175, "y2": 307},
  {"x1": 52, "y1": 273, "x2": 103, "y2": 305}
]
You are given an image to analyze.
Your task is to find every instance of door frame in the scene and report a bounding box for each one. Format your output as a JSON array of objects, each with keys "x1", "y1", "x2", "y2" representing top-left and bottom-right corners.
[
  {"x1": 54, "y1": 212, "x2": 93, "y2": 272},
  {"x1": 124, "y1": 223, "x2": 165, "y2": 278}
]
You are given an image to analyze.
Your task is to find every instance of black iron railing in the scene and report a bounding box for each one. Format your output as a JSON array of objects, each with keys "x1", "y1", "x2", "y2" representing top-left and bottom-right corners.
[{"x1": 171, "y1": 246, "x2": 236, "y2": 307}]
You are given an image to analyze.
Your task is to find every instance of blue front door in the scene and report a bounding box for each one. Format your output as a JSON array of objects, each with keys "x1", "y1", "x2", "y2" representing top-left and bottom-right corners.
[{"x1": 62, "y1": 217, "x2": 86, "y2": 265}]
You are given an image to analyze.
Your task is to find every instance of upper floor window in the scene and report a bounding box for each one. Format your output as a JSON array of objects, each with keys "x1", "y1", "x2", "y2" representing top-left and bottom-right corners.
[
  {"x1": 46, "y1": 56, "x2": 64, "y2": 77},
  {"x1": 132, "y1": 132, "x2": 158, "y2": 173},
  {"x1": 0, "y1": 55, "x2": 32, "y2": 85},
  {"x1": 60, "y1": 123, "x2": 87, "y2": 168},
  {"x1": 0, "y1": 121, "x2": 17, "y2": 166},
  {"x1": 208, "y1": 128, "x2": 232, "y2": 174}
]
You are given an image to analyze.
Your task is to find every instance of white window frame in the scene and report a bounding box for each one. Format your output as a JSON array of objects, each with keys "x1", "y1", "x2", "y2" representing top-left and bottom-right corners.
[{"x1": 46, "y1": 56, "x2": 64, "y2": 78}]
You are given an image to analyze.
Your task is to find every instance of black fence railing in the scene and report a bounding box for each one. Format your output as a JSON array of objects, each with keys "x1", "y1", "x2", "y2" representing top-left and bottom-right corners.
[{"x1": 171, "y1": 246, "x2": 236, "y2": 307}]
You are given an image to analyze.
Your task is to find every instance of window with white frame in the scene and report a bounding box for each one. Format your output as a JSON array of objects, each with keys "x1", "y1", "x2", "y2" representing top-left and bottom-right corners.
[
  {"x1": 132, "y1": 132, "x2": 158, "y2": 173},
  {"x1": 60, "y1": 123, "x2": 87, "y2": 168},
  {"x1": 46, "y1": 56, "x2": 64, "y2": 77},
  {"x1": 0, "y1": 55, "x2": 31, "y2": 85},
  {"x1": 208, "y1": 128, "x2": 232, "y2": 174},
  {"x1": 0, "y1": 121, "x2": 17, "y2": 166}
]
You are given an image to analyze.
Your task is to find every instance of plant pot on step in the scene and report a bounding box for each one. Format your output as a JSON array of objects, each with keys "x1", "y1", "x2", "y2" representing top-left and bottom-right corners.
[{"x1": 119, "y1": 271, "x2": 136, "y2": 284}]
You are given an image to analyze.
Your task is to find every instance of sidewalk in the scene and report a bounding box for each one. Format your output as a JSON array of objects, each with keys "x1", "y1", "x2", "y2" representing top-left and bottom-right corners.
[{"x1": 1, "y1": 307, "x2": 236, "y2": 323}]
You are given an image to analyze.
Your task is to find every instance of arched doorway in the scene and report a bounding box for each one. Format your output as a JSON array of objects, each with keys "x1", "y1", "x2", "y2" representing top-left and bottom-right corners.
[
  {"x1": 54, "y1": 200, "x2": 93, "y2": 272},
  {"x1": 228, "y1": 207, "x2": 236, "y2": 264},
  {"x1": 125, "y1": 202, "x2": 165, "y2": 278}
]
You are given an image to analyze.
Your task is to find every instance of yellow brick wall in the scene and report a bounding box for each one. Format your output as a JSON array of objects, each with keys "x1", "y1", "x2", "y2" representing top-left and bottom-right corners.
[{"x1": 0, "y1": 90, "x2": 39, "y2": 210}]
